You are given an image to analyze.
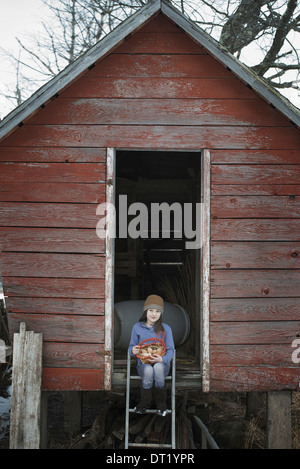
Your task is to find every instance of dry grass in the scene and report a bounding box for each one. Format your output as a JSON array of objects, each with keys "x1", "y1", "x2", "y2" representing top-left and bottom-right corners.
[
  {"x1": 244, "y1": 409, "x2": 266, "y2": 449},
  {"x1": 292, "y1": 392, "x2": 300, "y2": 449}
]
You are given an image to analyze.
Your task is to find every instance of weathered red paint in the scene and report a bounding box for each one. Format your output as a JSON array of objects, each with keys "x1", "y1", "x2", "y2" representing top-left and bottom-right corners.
[{"x1": 0, "y1": 12, "x2": 299, "y2": 392}]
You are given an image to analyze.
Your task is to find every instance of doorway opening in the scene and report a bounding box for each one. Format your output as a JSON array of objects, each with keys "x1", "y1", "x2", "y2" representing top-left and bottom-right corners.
[{"x1": 113, "y1": 150, "x2": 202, "y2": 371}]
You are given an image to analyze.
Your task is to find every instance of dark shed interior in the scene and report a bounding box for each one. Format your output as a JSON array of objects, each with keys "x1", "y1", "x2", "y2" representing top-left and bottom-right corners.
[{"x1": 114, "y1": 150, "x2": 202, "y2": 367}]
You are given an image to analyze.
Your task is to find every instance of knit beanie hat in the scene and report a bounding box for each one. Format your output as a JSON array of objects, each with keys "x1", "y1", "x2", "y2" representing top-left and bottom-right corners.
[{"x1": 143, "y1": 294, "x2": 164, "y2": 313}]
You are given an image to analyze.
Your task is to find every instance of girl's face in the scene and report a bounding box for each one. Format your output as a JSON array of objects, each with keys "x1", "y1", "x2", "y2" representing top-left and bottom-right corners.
[{"x1": 146, "y1": 308, "x2": 161, "y2": 324}]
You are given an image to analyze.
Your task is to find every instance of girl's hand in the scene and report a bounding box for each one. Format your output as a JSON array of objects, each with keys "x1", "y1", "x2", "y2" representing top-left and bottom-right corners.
[
  {"x1": 132, "y1": 345, "x2": 140, "y2": 355},
  {"x1": 148, "y1": 354, "x2": 163, "y2": 363}
]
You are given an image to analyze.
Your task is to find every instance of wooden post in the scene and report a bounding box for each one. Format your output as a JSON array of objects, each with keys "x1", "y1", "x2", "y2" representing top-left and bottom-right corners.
[
  {"x1": 267, "y1": 391, "x2": 292, "y2": 449},
  {"x1": 9, "y1": 322, "x2": 43, "y2": 449}
]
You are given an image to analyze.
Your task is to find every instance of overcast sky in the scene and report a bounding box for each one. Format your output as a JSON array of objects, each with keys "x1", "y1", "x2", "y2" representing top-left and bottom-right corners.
[
  {"x1": 0, "y1": 0, "x2": 49, "y2": 118},
  {"x1": 0, "y1": 0, "x2": 299, "y2": 120}
]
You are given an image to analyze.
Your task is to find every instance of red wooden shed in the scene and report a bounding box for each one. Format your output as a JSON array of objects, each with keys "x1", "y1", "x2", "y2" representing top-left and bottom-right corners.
[{"x1": 0, "y1": 0, "x2": 300, "y2": 393}]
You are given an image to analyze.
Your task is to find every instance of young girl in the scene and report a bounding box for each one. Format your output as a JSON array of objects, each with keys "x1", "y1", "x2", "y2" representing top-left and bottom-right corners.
[{"x1": 128, "y1": 294, "x2": 175, "y2": 417}]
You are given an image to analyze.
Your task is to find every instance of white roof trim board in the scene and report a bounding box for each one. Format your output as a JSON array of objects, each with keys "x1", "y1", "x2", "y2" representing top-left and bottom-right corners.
[{"x1": 0, "y1": 0, "x2": 299, "y2": 141}]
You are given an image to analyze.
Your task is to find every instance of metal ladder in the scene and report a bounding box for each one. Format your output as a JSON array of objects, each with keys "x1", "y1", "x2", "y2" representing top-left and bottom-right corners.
[{"x1": 125, "y1": 350, "x2": 176, "y2": 449}]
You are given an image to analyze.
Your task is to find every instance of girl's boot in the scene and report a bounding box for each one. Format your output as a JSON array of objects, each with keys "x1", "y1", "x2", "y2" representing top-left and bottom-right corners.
[
  {"x1": 154, "y1": 386, "x2": 168, "y2": 417},
  {"x1": 134, "y1": 386, "x2": 153, "y2": 414}
]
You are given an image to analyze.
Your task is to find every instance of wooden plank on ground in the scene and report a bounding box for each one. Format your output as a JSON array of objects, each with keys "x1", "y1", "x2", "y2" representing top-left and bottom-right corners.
[
  {"x1": 267, "y1": 392, "x2": 292, "y2": 449},
  {"x1": 10, "y1": 322, "x2": 43, "y2": 449}
]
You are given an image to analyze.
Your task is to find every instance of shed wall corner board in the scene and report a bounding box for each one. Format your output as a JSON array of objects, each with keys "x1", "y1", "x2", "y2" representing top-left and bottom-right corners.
[{"x1": 0, "y1": 7, "x2": 299, "y2": 391}]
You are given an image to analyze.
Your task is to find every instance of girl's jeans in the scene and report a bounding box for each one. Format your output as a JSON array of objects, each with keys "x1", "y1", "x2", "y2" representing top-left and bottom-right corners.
[{"x1": 137, "y1": 362, "x2": 170, "y2": 389}]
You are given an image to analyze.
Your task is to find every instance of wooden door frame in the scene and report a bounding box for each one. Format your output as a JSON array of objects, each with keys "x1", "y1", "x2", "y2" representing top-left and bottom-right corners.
[
  {"x1": 104, "y1": 148, "x2": 116, "y2": 390},
  {"x1": 201, "y1": 149, "x2": 211, "y2": 392},
  {"x1": 105, "y1": 147, "x2": 211, "y2": 391}
]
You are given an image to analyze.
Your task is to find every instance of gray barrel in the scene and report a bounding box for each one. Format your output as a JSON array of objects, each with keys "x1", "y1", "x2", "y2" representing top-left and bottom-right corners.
[{"x1": 114, "y1": 300, "x2": 190, "y2": 350}]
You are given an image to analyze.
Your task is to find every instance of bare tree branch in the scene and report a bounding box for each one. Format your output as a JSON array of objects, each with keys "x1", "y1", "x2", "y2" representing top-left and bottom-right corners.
[
  {"x1": 253, "y1": 0, "x2": 298, "y2": 76},
  {"x1": 1, "y1": 0, "x2": 300, "y2": 115}
]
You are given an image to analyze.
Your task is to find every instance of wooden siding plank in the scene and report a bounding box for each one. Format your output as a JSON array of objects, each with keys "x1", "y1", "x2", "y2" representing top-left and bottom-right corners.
[
  {"x1": 6, "y1": 297, "x2": 104, "y2": 315},
  {"x1": 2, "y1": 277, "x2": 105, "y2": 298},
  {"x1": 210, "y1": 344, "x2": 296, "y2": 367},
  {"x1": 61, "y1": 77, "x2": 257, "y2": 99},
  {"x1": 1, "y1": 252, "x2": 105, "y2": 278},
  {"x1": 211, "y1": 270, "x2": 300, "y2": 298},
  {"x1": 88, "y1": 54, "x2": 233, "y2": 78},
  {"x1": 3, "y1": 125, "x2": 299, "y2": 149},
  {"x1": 115, "y1": 32, "x2": 205, "y2": 53},
  {"x1": 42, "y1": 368, "x2": 104, "y2": 391},
  {"x1": 43, "y1": 342, "x2": 105, "y2": 369},
  {"x1": 0, "y1": 183, "x2": 105, "y2": 203},
  {"x1": 8, "y1": 312, "x2": 104, "y2": 343},
  {"x1": 0, "y1": 147, "x2": 107, "y2": 162},
  {"x1": 0, "y1": 162, "x2": 105, "y2": 183},
  {"x1": 211, "y1": 149, "x2": 300, "y2": 164},
  {"x1": 135, "y1": 13, "x2": 181, "y2": 33},
  {"x1": 211, "y1": 298, "x2": 300, "y2": 322},
  {"x1": 210, "y1": 321, "x2": 300, "y2": 345},
  {"x1": 211, "y1": 219, "x2": 300, "y2": 241},
  {"x1": 212, "y1": 165, "x2": 300, "y2": 185},
  {"x1": 212, "y1": 184, "x2": 300, "y2": 196},
  {"x1": 211, "y1": 196, "x2": 300, "y2": 218},
  {"x1": 210, "y1": 367, "x2": 300, "y2": 392},
  {"x1": 0, "y1": 227, "x2": 104, "y2": 253},
  {"x1": 28, "y1": 98, "x2": 290, "y2": 127},
  {"x1": 211, "y1": 241, "x2": 300, "y2": 269},
  {"x1": 0, "y1": 203, "x2": 99, "y2": 227}
]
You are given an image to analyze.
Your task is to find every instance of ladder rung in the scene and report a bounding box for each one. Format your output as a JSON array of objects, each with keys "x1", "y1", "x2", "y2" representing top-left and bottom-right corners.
[
  {"x1": 129, "y1": 408, "x2": 171, "y2": 414},
  {"x1": 128, "y1": 443, "x2": 173, "y2": 448},
  {"x1": 130, "y1": 375, "x2": 172, "y2": 380}
]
